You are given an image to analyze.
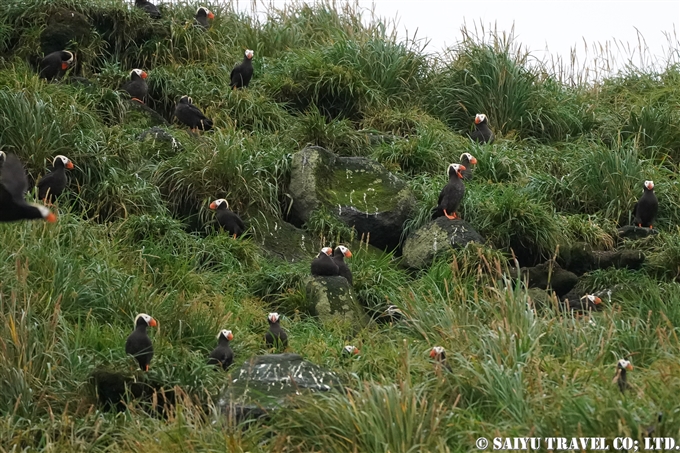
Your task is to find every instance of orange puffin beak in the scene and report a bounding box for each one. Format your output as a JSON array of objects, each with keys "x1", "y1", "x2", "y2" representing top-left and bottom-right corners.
[
  {"x1": 626, "y1": 363, "x2": 633, "y2": 371},
  {"x1": 593, "y1": 297, "x2": 602, "y2": 305},
  {"x1": 227, "y1": 332, "x2": 234, "y2": 341},
  {"x1": 61, "y1": 62, "x2": 69, "y2": 70},
  {"x1": 209, "y1": 201, "x2": 217, "y2": 210},
  {"x1": 353, "y1": 347, "x2": 359, "y2": 355},
  {"x1": 344, "y1": 250, "x2": 352, "y2": 258},
  {"x1": 45, "y1": 212, "x2": 57, "y2": 223},
  {"x1": 149, "y1": 318, "x2": 157, "y2": 327},
  {"x1": 474, "y1": 117, "x2": 481, "y2": 124},
  {"x1": 141, "y1": 71, "x2": 148, "y2": 79},
  {"x1": 429, "y1": 349, "x2": 437, "y2": 358},
  {"x1": 469, "y1": 157, "x2": 478, "y2": 164},
  {"x1": 66, "y1": 161, "x2": 74, "y2": 170},
  {"x1": 208, "y1": 12, "x2": 215, "y2": 19}
]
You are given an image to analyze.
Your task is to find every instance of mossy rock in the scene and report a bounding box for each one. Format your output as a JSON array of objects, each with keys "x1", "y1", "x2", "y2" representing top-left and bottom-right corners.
[
  {"x1": 510, "y1": 260, "x2": 579, "y2": 297},
  {"x1": 218, "y1": 353, "x2": 341, "y2": 420},
  {"x1": 253, "y1": 216, "x2": 317, "y2": 263},
  {"x1": 304, "y1": 275, "x2": 367, "y2": 331},
  {"x1": 287, "y1": 146, "x2": 416, "y2": 250},
  {"x1": 123, "y1": 100, "x2": 169, "y2": 128},
  {"x1": 40, "y1": 9, "x2": 94, "y2": 55},
  {"x1": 558, "y1": 242, "x2": 645, "y2": 275},
  {"x1": 401, "y1": 218, "x2": 486, "y2": 270}
]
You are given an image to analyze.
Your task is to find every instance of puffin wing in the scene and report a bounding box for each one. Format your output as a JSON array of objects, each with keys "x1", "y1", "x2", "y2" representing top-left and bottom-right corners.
[{"x1": 1, "y1": 155, "x2": 30, "y2": 203}]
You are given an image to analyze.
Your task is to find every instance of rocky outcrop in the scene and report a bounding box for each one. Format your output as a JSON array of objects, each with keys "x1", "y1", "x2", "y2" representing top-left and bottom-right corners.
[
  {"x1": 287, "y1": 146, "x2": 416, "y2": 250},
  {"x1": 510, "y1": 260, "x2": 578, "y2": 297},
  {"x1": 125, "y1": 100, "x2": 168, "y2": 128},
  {"x1": 617, "y1": 225, "x2": 658, "y2": 240},
  {"x1": 40, "y1": 10, "x2": 94, "y2": 55},
  {"x1": 218, "y1": 353, "x2": 341, "y2": 420},
  {"x1": 401, "y1": 218, "x2": 485, "y2": 269},
  {"x1": 558, "y1": 242, "x2": 645, "y2": 275},
  {"x1": 90, "y1": 369, "x2": 175, "y2": 414},
  {"x1": 304, "y1": 276, "x2": 367, "y2": 330}
]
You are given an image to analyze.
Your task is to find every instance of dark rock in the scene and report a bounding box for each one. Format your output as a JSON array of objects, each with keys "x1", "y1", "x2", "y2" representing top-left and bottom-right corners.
[
  {"x1": 511, "y1": 260, "x2": 578, "y2": 297},
  {"x1": 305, "y1": 276, "x2": 367, "y2": 330},
  {"x1": 124, "y1": 100, "x2": 168, "y2": 127},
  {"x1": 137, "y1": 126, "x2": 178, "y2": 146},
  {"x1": 558, "y1": 242, "x2": 645, "y2": 275},
  {"x1": 617, "y1": 225, "x2": 659, "y2": 240},
  {"x1": 252, "y1": 216, "x2": 316, "y2": 263},
  {"x1": 90, "y1": 369, "x2": 175, "y2": 415},
  {"x1": 218, "y1": 353, "x2": 341, "y2": 420},
  {"x1": 287, "y1": 146, "x2": 416, "y2": 251},
  {"x1": 593, "y1": 249, "x2": 645, "y2": 270},
  {"x1": 401, "y1": 218, "x2": 486, "y2": 269},
  {"x1": 40, "y1": 10, "x2": 93, "y2": 55}
]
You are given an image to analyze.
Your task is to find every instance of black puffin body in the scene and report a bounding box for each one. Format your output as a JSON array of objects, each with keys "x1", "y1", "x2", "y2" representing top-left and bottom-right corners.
[
  {"x1": 135, "y1": 0, "x2": 161, "y2": 18},
  {"x1": 174, "y1": 96, "x2": 213, "y2": 132},
  {"x1": 633, "y1": 180, "x2": 658, "y2": 228},
  {"x1": 207, "y1": 330, "x2": 234, "y2": 370},
  {"x1": 209, "y1": 199, "x2": 245, "y2": 237},
  {"x1": 39, "y1": 51, "x2": 74, "y2": 81},
  {"x1": 122, "y1": 69, "x2": 148, "y2": 103},
  {"x1": 125, "y1": 313, "x2": 157, "y2": 371},
  {"x1": 0, "y1": 154, "x2": 56, "y2": 223},
  {"x1": 432, "y1": 163, "x2": 466, "y2": 220},
  {"x1": 230, "y1": 50, "x2": 254, "y2": 89},
  {"x1": 459, "y1": 152, "x2": 477, "y2": 180},
  {"x1": 561, "y1": 294, "x2": 602, "y2": 314},
  {"x1": 195, "y1": 7, "x2": 214, "y2": 28},
  {"x1": 614, "y1": 359, "x2": 633, "y2": 393},
  {"x1": 311, "y1": 247, "x2": 339, "y2": 277},
  {"x1": 265, "y1": 313, "x2": 288, "y2": 349},
  {"x1": 332, "y1": 246, "x2": 353, "y2": 285},
  {"x1": 470, "y1": 114, "x2": 495, "y2": 144},
  {"x1": 37, "y1": 155, "x2": 74, "y2": 203}
]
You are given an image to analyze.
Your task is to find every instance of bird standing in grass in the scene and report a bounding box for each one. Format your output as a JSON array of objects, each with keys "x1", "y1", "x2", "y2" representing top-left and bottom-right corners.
[
  {"x1": 469, "y1": 113, "x2": 495, "y2": 144},
  {"x1": 429, "y1": 346, "x2": 452, "y2": 372},
  {"x1": 195, "y1": 6, "x2": 214, "y2": 28},
  {"x1": 208, "y1": 329, "x2": 234, "y2": 370},
  {"x1": 265, "y1": 312, "x2": 288, "y2": 350},
  {"x1": 174, "y1": 96, "x2": 213, "y2": 133},
  {"x1": 613, "y1": 359, "x2": 633, "y2": 393},
  {"x1": 135, "y1": 0, "x2": 161, "y2": 19},
  {"x1": 209, "y1": 199, "x2": 245, "y2": 238},
  {"x1": 332, "y1": 245, "x2": 353, "y2": 285},
  {"x1": 122, "y1": 69, "x2": 148, "y2": 104},
  {"x1": 311, "y1": 247, "x2": 338, "y2": 276},
  {"x1": 432, "y1": 163, "x2": 466, "y2": 220},
  {"x1": 633, "y1": 180, "x2": 658, "y2": 228},
  {"x1": 458, "y1": 152, "x2": 477, "y2": 180},
  {"x1": 230, "y1": 49, "x2": 254, "y2": 89},
  {"x1": 0, "y1": 154, "x2": 56, "y2": 223},
  {"x1": 39, "y1": 50, "x2": 74, "y2": 81},
  {"x1": 562, "y1": 294, "x2": 602, "y2": 315},
  {"x1": 125, "y1": 313, "x2": 157, "y2": 372},
  {"x1": 37, "y1": 155, "x2": 74, "y2": 204},
  {"x1": 342, "y1": 345, "x2": 359, "y2": 357}
]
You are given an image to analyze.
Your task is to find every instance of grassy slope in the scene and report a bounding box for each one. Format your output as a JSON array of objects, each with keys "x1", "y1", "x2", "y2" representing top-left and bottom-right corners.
[{"x1": 1, "y1": 0, "x2": 680, "y2": 451}]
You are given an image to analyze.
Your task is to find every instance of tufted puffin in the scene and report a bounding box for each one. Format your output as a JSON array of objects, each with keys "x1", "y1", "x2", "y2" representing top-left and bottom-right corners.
[
  {"x1": 207, "y1": 329, "x2": 234, "y2": 370},
  {"x1": 135, "y1": 0, "x2": 161, "y2": 19},
  {"x1": 332, "y1": 245, "x2": 353, "y2": 285},
  {"x1": 613, "y1": 359, "x2": 633, "y2": 393},
  {"x1": 209, "y1": 199, "x2": 245, "y2": 238},
  {"x1": 195, "y1": 6, "x2": 214, "y2": 28},
  {"x1": 432, "y1": 163, "x2": 466, "y2": 220},
  {"x1": 469, "y1": 114, "x2": 495, "y2": 144},
  {"x1": 230, "y1": 49, "x2": 254, "y2": 89},
  {"x1": 125, "y1": 313, "x2": 157, "y2": 372},
  {"x1": 633, "y1": 180, "x2": 658, "y2": 228},
  {"x1": 122, "y1": 69, "x2": 148, "y2": 104},
  {"x1": 265, "y1": 312, "x2": 288, "y2": 349},
  {"x1": 39, "y1": 50, "x2": 74, "y2": 81},
  {"x1": 342, "y1": 345, "x2": 359, "y2": 357},
  {"x1": 429, "y1": 346, "x2": 452, "y2": 372},
  {"x1": 174, "y1": 96, "x2": 213, "y2": 132},
  {"x1": 311, "y1": 247, "x2": 339, "y2": 277},
  {"x1": 0, "y1": 154, "x2": 56, "y2": 223},
  {"x1": 37, "y1": 155, "x2": 74, "y2": 204},
  {"x1": 562, "y1": 294, "x2": 602, "y2": 314},
  {"x1": 459, "y1": 152, "x2": 477, "y2": 180}
]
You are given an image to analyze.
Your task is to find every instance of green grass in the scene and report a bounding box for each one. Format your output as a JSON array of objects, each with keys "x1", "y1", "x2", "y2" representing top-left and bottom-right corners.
[{"x1": 1, "y1": 0, "x2": 680, "y2": 451}]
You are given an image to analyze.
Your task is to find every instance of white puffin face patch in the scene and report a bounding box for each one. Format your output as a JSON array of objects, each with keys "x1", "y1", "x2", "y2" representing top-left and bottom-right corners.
[
  {"x1": 181, "y1": 95, "x2": 193, "y2": 104},
  {"x1": 475, "y1": 113, "x2": 487, "y2": 124},
  {"x1": 447, "y1": 163, "x2": 463, "y2": 176},
  {"x1": 644, "y1": 180, "x2": 654, "y2": 190},
  {"x1": 53, "y1": 155, "x2": 72, "y2": 167},
  {"x1": 617, "y1": 359, "x2": 633, "y2": 370},
  {"x1": 218, "y1": 329, "x2": 233, "y2": 340},
  {"x1": 245, "y1": 49, "x2": 254, "y2": 59},
  {"x1": 0, "y1": 150, "x2": 6, "y2": 161},
  {"x1": 321, "y1": 247, "x2": 333, "y2": 256},
  {"x1": 213, "y1": 199, "x2": 228, "y2": 209},
  {"x1": 135, "y1": 313, "x2": 153, "y2": 325},
  {"x1": 64, "y1": 51, "x2": 74, "y2": 64},
  {"x1": 268, "y1": 312, "x2": 279, "y2": 323}
]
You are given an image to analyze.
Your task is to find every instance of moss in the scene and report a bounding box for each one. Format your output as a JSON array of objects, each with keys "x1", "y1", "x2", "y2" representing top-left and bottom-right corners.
[
  {"x1": 325, "y1": 166, "x2": 405, "y2": 212},
  {"x1": 305, "y1": 276, "x2": 367, "y2": 331}
]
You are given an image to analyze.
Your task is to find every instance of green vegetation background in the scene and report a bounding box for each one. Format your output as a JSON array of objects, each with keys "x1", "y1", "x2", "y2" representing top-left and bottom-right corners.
[{"x1": 1, "y1": 0, "x2": 680, "y2": 451}]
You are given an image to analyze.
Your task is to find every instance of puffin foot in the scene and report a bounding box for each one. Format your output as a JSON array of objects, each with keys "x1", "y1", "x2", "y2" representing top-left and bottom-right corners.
[
  {"x1": 232, "y1": 233, "x2": 237, "y2": 239},
  {"x1": 443, "y1": 210, "x2": 457, "y2": 220},
  {"x1": 144, "y1": 365, "x2": 149, "y2": 372},
  {"x1": 131, "y1": 98, "x2": 144, "y2": 104},
  {"x1": 650, "y1": 225, "x2": 653, "y2": 229}
]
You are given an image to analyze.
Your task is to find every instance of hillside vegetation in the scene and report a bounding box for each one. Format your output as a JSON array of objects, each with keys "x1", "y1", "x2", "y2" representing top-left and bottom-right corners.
[{"x1": 1, "y1": 0, "x2": 680, "y2": 451}]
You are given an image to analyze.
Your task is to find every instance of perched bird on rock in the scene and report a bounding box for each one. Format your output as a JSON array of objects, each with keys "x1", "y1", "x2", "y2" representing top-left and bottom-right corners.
[
  {"x1": 0, "y1": 154, "x2": 56, "y2": 223},
  {"x1": 265, "y1": 312, "x2": 288, "y2": 349},
  {"x1": 37, "y1": 155, "x2": 74, "y2": 204},
  {"x1": 39, "y1": 50, "x2": 74, "y2": 81},
  {"x1": 458, "y1": 152, "x2": 477, "y2": 180},
  {"x1": 633, "y1": 180, "x2": 658, "y2": 228},
  {"x1": 125, "y1": 313, "x2": 157, "y2": 371},
  {"x1": 122, "y1": 69, "x2": 148, "y2": 104},
  {"x1": 469, "y1": 113, "x2": 495, "y2": 144},
  {"x1": 135, "y1": 0, "x2": 161, "y2": 19},
  {"x1": 208, "y1": 329, "x2": 234, "y2": 370},
  {"x1": 174, "y1": 96, "x2": 213, "y2": 132},
  {"x1": 613, "y1": 359, "x2": 633, "y2": 393},
  {"x1": 230, "y1": 49, "x2": 254, "y2": 89},
  {"x1": 432, "y1": 163, "x2": 466, "y2": 220},
  {"x1": 209, "y1": 199, "x2": 245, "y2": 238},
  {"x1": 332, "y1": 246, "x2": 353, "y2": 285},
  {"x1": 311, "y1": 247, "x2": 339, "y2": 277},
  {"x1": 195, "y1": 6, "x2": 214, "y2": 28}
]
